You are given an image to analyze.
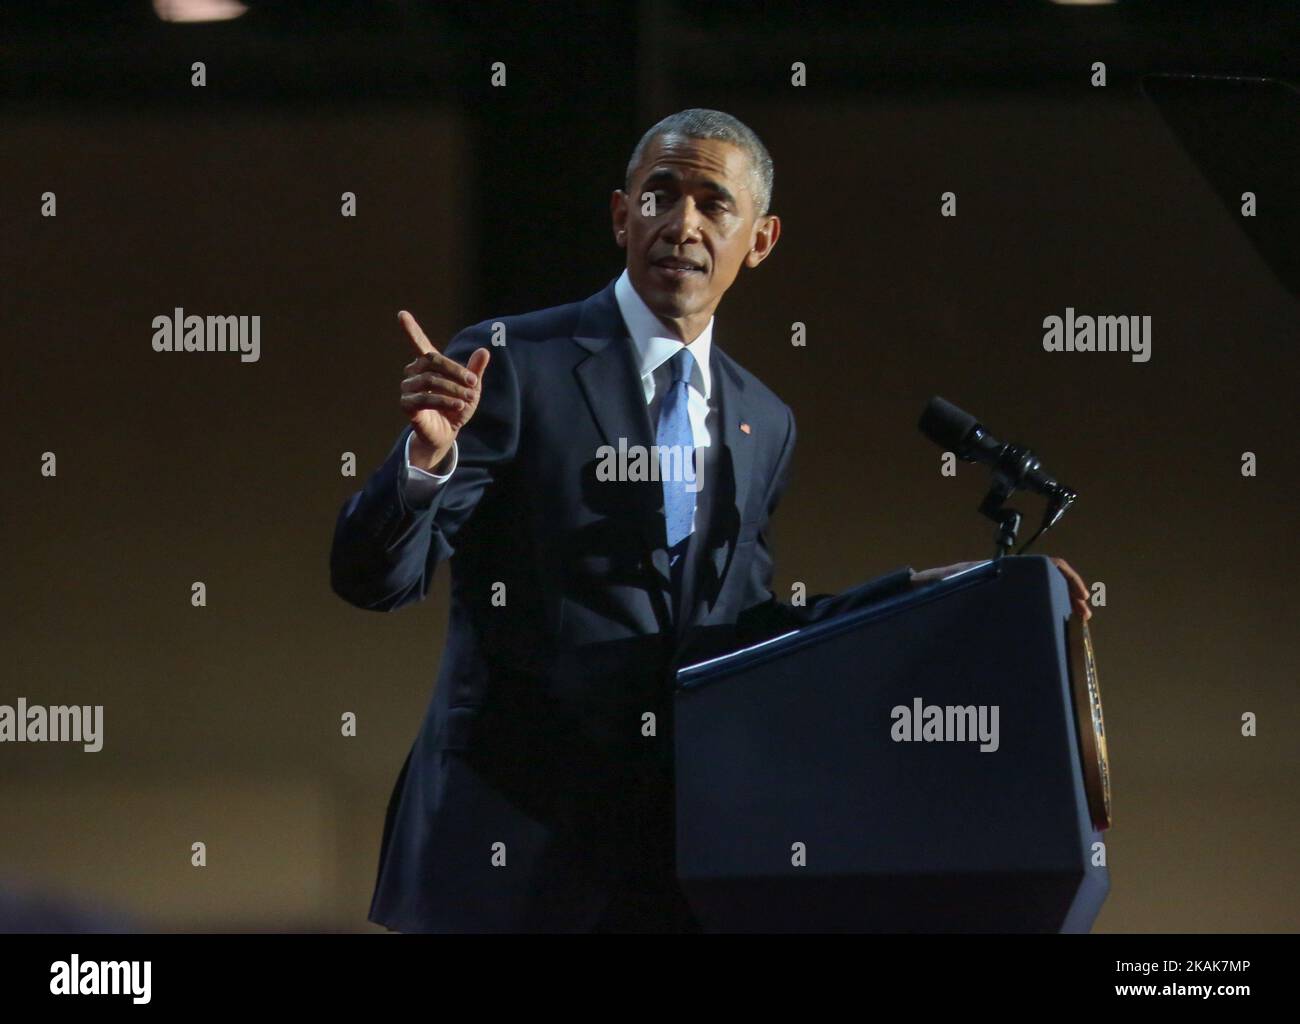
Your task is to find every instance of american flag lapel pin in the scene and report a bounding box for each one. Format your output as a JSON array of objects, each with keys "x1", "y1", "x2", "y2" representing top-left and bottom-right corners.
[{"x1": 740, "y1": 421, "x2": 752, "y2": 435}]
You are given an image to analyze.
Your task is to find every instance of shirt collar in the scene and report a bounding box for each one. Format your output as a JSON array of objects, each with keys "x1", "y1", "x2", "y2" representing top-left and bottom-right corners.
[{"x1": 614, "y1": 267, "x2": 713, "y2": 400}]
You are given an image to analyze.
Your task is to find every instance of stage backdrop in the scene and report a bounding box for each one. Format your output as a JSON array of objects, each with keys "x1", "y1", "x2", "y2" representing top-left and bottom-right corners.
[{"x1": 2, "y1": 85, "x2": 1295, "y2": 932}]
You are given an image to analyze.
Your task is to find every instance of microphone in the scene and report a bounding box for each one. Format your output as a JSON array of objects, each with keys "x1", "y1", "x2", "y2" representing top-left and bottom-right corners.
[
  {"x1": 918, "y1": 397, "x2": 1077, "y2": 554},
  {"x1": 918, "y1": 397, "x2": 1074, "y2": 503}
]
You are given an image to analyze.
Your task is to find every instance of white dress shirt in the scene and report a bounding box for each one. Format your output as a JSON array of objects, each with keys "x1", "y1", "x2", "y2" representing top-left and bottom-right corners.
[{"x1": 400, "y1": 269, "x2": 715, "y2": 524}]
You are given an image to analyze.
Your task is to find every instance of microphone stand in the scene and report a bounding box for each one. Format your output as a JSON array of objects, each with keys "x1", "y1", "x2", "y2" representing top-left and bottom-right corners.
[{"x1": 973, "y1": 443, "x2": 1077, "y2": 564}]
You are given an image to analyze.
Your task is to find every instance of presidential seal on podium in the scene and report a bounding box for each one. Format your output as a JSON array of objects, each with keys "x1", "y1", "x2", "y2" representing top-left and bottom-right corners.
[{"x1": 1067, "y1": 617, "x2": 1112, "y2": 831}]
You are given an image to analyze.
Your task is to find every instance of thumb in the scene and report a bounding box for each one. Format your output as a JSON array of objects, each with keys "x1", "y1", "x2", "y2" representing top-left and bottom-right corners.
[{"x1": 467, "y1": 347, "x2": 491, "y2": 381}]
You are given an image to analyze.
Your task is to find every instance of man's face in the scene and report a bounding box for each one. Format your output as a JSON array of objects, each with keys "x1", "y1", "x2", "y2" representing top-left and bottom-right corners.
[{"x1": 612, "y1": 134, "x2": 780, "y2": 338}]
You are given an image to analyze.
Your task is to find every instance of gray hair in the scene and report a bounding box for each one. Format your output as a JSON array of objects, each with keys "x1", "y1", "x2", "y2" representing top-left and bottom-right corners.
[{"x1": 624, "y1": 108, "x2": 774, "y2": 215}]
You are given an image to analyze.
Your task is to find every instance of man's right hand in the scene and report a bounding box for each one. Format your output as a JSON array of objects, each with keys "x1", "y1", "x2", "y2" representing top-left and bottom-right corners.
[{"x1": 397, "y1": 310, "x2": 491, "y2": 471}]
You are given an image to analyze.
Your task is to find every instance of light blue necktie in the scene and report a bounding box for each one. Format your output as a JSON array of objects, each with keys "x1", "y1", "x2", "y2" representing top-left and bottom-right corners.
[{"x1": 657, "y1": 347, "x2": 697, "y2": 557}]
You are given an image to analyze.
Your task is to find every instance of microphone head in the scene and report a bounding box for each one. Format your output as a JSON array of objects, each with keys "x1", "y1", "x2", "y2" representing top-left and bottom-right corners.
[{"x1": 918, "y1": 396, "x2": 978, "y2": 451}]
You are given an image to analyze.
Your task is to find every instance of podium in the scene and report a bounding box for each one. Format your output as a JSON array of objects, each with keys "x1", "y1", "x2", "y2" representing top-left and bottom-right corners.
[{"x1": 673, "y1": 555, "x2": 1110, "y2": 933}]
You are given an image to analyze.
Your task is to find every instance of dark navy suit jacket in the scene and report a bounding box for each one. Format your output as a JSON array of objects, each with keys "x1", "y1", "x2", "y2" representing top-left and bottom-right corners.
[{"x1": 330, "y1": 278, "x2": 914, "y2": 932}]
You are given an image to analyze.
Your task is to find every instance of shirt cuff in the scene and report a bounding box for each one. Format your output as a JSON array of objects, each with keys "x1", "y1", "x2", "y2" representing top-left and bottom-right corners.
[{"x1": 401, "y1": 433, "x2": 457, "y2": 508}]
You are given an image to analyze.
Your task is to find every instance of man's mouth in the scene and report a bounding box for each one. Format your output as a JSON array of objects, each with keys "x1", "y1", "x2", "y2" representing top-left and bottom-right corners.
[{"x1": 651, "y1": 256, "x2": 705, "y2": 280}]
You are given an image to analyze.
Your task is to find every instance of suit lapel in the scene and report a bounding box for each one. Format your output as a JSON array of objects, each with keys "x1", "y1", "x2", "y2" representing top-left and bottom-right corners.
[
  {"x1": 571, "y1": 282, "x2": 673, "y2": 606},
  {"x1": 714, "y1": 350, "x2": 756, "y2": 548},
  {"x1": 678, "y1": 346, "x2": 757, "y2": 634}
]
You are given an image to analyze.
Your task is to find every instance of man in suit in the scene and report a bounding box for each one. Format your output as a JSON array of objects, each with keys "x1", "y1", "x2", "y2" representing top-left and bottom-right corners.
[{"x1": 330, "y1": 109, "x2": 1091, "y2": 933}]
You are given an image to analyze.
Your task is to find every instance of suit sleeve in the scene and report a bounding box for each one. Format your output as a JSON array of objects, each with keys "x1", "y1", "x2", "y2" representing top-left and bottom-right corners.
[
  {"x1": 329, "y1": 324, "x2": 519, "y2": 611},
  {"x1": 732, "y1": 405, "x2": 915, "y2": 644}
]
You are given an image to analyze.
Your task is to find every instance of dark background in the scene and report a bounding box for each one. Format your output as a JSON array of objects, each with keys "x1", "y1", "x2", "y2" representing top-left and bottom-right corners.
[{"x1": 1, "y1": 1, "x2": 1296, "y2": 932}]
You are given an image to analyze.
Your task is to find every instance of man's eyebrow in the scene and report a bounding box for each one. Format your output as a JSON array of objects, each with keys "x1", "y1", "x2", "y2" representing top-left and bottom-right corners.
[
  {"x1": 697, "y1": 179, "x2": 738, "y2": 204},
  {"x1": 640, "y1": 169, "x2": 738, "y2": 205},
  {"x1": 641, "y1": 169, "x2": 680, "y2": 190}
]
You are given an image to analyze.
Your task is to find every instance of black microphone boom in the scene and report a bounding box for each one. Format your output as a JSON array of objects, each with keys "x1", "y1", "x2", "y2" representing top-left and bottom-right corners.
[{"x1": 918, "y1": 396, "x2": 1078, "y2": 558}]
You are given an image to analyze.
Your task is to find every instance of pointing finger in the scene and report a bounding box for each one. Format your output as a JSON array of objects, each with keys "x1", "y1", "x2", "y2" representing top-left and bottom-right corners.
[{"x1": 398, "y1": 310, "x2": 436, "y2": 358}]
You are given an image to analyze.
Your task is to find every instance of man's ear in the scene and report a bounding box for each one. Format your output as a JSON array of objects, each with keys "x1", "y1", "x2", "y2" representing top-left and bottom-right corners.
[
  {"x1": 611, "y1": 189, "x2": 629, "y2": 248},
  {"x1": 744, "y1": 213, "x2": 781, "y2": 268}
]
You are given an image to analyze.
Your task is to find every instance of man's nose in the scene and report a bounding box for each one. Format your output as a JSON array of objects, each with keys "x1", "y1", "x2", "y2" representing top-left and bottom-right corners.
[{"x1": 661, "y1": 197, "x2": 703, "y2": 244}]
